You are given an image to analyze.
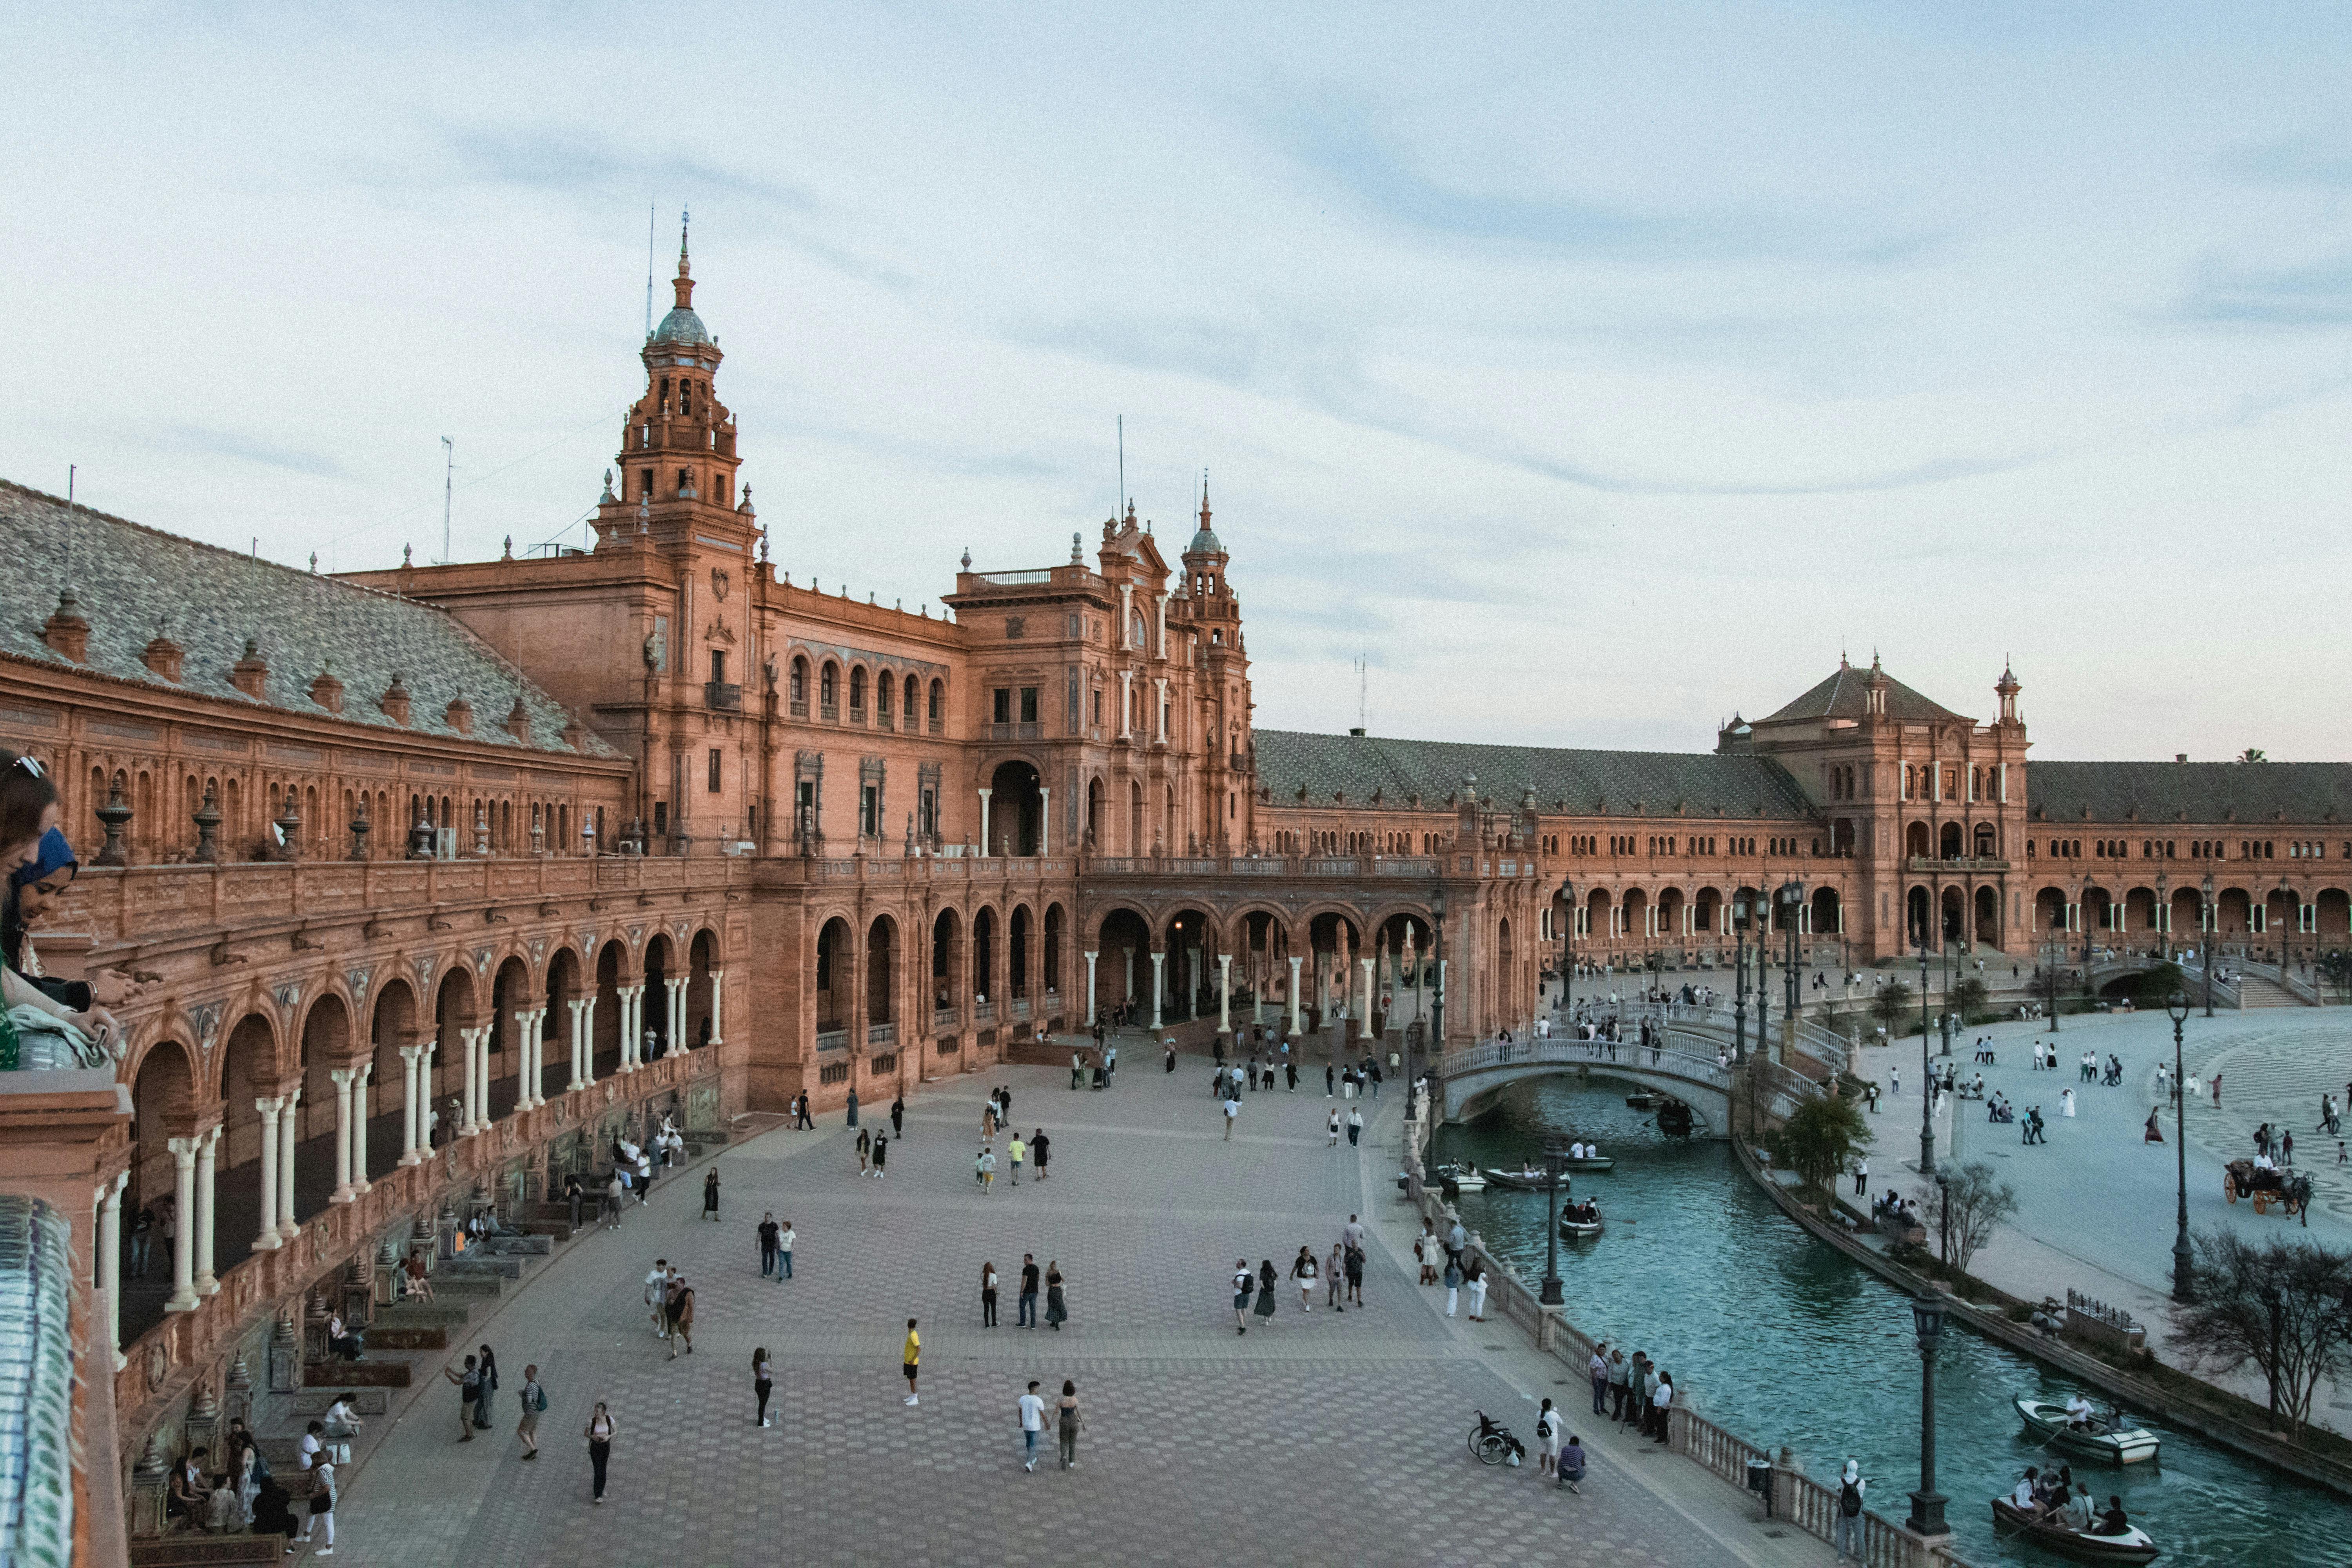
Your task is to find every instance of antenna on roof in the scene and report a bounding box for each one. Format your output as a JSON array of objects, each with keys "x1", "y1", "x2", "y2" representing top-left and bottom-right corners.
[
  {"x1": 441, "y1": 436, "x2": 454, "y2": 564},
  {"x1": 646, "y1": 201, "x2": 657, "y2": 337},
  {"x1": 62, "y1": 464, "x2": 74, "y2": 595},
  {"x1": 1356, "y1": 655, "x2": 1368, "y2": 735},
  {"x1": 1117, "y1": 416, "x2": 1125, "y2": 519}
]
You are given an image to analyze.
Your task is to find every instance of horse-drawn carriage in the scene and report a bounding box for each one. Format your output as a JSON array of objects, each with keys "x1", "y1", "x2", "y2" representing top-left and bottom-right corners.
[{"x1": 2223, "y1": 1159, "x2": 2311, "y2": 1217}]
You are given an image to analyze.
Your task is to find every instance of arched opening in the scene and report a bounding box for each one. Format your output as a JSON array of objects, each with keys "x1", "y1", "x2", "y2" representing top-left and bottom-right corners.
[
  {"x1": 432, "y1": 966, "x2": 477, "y2": 1131},
  {"x1": 988, "y1": 759, "x2": 1043, "y2": 856},
  {"x1": 1008, "y1": 905, "x2": 1033, "y2": 1003},
  {"x1": 543, "y1": 948, "x2": 581, "y2": 1099},
  {"x1": 642, "y1": 936, "x2": 672, "y2": 1060},
  {"x1": 1940, "y1": 885, "x2": 1965, "y2": 946},
  {"x1": 1621, "y1": 888, "x2": 1649, "y2": 949},
  {"x1": 849, "y1": 666, "x2": 869, "y2": 721},
  {"x1": 1497, "y1": 915, "x2": 1519, "y2": 1024},
  {"x1": 1973, "y1": 822, "x2": 1996, "y2": 859},
  {"x1": 1692, "y1": 887, "x2": 1721, "y2": 935},
  {"x1": 1165, "y1": 907, "x2": 1213, "y2": 1021},
  {"x1": 1811, "y1": 887, "x2": 1841, "y2": 941},
  {"x1": 203, "y1": 1013, "x2": 280, "y2": 1293},
  {"x1": 593, "y1": 941, "x2": 626, "y2": 1080},
  {"x1": 866, "y1": 916, "x2": 896, "y2": 1030},
  {"x1": 1127, "y1": 780, "x2": 1143, "y2": 856},
  {"x1": 1655, "y1": 888, "x2": 1684, "y2": 947},
  {"x1": 1975, "y1": 885, "x2": 2000, "y2": 948},
  {"x1": 123, "y1": 1039, "x2": 199, "y2": 1341},
  {"x1": 1376, "y1": 911, "x2": 1434, "y2": 1035},
  {"x1": 931, "y1": 908, "x2": 963, "y2": 1021},
  {"x1": 1085, "y1": 776, "x2": 1103, "y2": 849},
  {"x1": 294, "y1": 1000, "x2": 348, "y2": 1220},
  {"x1": 1939, "y1": 822, "x2": 1963, "y2": 859},
  {"x1": 2082, "y1": 887, "x2": 2115, "y2": 942},
  {"x1": 1585, "y1": 889, "x2": 1611, "y2": 947},
  {"x1": 819, "y1": 661, "x2": 840, "y2": 719},
  {"x1": 1907, "y1": 885, "x2": 1932, "y2": 946},
  {"x1": 1306, "y1": 910, "x2": 1364, "y2": 1035},
  {"x1": 2034, "y1": 887, "x2": 2068, "y2": 934},
  {"x1": 1906, "y1": 820, "x2": 1931, "y2": 858},
  {"x1": 687, "y1": 929, "x2": 717, "y2": 1049},
  {"x1": 814, "y1": 919, "x2": 852, "y2": 1043},
  {"x1": 368, "y1": 978, "x2": 419, "y2": 1180},
  {"x1": 489, "y1": 957, "x2": 530, "y2": 1120},
  {"x1": 1044, "y1": 903, "x2": 1067, "y2": 1007},
  {"x1": 1095, "y1": 907, "x2": 1152, "y2": 1025},
  {"x1": 972, "y1": 907, "x2": 998, "y2": 1011}
]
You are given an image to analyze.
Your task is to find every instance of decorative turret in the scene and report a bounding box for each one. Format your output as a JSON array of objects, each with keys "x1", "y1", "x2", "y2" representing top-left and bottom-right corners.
[
  {"x1": 1995, "y1": 660, "x2": 2022, "y2": 726},
  {"x1": 41, "y1": 588, "x2": 88, "y2": 662},
  {"x1": 230, "y1": 637, "x2": 269, "y2": 700}
]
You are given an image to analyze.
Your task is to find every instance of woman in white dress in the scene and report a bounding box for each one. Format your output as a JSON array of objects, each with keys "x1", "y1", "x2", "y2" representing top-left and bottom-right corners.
[{"x1": 2060, "y1": 1087, "x2": 2076, "y2": 1118}]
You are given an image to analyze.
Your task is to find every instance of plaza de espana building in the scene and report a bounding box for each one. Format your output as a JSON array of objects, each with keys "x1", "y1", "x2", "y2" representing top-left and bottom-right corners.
[{"x1": 3, "y1": 238, "x2": 2349, "y2": 1554}]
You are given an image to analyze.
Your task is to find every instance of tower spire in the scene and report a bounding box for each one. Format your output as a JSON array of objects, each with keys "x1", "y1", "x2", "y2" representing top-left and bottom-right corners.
[{"x1": 673, "y1": 207, "x2": 694, "y2": 309}]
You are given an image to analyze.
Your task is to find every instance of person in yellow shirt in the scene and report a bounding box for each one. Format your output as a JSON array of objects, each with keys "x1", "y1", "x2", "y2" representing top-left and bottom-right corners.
[
  {"x1": 1008, "y1": 1134, "x2": 1027, "y2": 1185},
  {"x1": 902, "y1": 1319, "x2": 921, "y2": 1406}
]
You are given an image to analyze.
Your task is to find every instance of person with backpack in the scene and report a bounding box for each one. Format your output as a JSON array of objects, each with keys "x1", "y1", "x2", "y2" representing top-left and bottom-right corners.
[
  {"x1": 517, "y1": 1364, "x2": 546, "y2": 1459},
  {"x1": 1835, "y1": 1459, "x2": 1866, "y2": 1559},
  {"x1": 1534, "y1": 1397, "x2": 1562, "y2": 1476}
]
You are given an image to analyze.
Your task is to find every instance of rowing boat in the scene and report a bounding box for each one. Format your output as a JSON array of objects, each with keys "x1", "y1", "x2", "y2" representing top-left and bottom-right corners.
[
  {"x1": 1989, "y1": 1499, "x2": 2159, "y2": 1563},
  {"x1": 2013, "y1": 1397, "x2": 2161, "y2": 1465},
  {"x1": 1483, "y1": 1167, "x2": 1561, "y2": 1191}
]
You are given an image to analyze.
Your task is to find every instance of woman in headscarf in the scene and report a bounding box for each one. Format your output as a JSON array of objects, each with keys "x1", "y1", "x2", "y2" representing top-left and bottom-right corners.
[{"x1": 0, "y1": 765, "x2": 116, "y2": 1064}]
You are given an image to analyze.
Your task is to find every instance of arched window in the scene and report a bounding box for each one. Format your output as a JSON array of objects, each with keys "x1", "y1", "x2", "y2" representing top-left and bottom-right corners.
[
  {"x1": 820, "y1": 662, "x2": 839, "y2": 718},
  {"x1": 849, "y1": 667, "x2": 868, "y2": 717},
  {"x1": 876, "y1": 670, "x2": 894, "y2": 722},
  {"x1": 927, "y1": 679, "x2": 944, "y2": 728},
  {"x1": 789, "y1": 657, "x2": 808, "y2": 708},
  {"x1": 904, "y1": 674, "x2": 919, "y2": 722}
]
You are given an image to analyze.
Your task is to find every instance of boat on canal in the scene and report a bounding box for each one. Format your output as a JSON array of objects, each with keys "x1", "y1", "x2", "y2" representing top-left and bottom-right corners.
[
  {"x1": 1432, "y1": 1161, "x2": 1487, "y2": 1192},
  {"x1": 2013, "y1": 1397, "x2": 2162, "y2": 1465},
  {"x1": 1563, "y1": 1154, "x2": 1615, "y2": 1173},
  {"x1": 1559, "y1": 1201, "x2": 1604, "y2": 1240},
  {"x1": 1624, "y1": 1091, "x2": 1659, "y2": 1110},
  {"x1": 1988, "y1": 1499, "x2": 2160, "y2": 1563},
  {"x1": 1483, "y1": 1166, "x2": 1560, "y2": 1191}
]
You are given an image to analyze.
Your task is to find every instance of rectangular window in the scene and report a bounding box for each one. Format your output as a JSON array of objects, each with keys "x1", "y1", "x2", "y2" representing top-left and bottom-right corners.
[
  {"x1": 861, "y1": 784, "x2": 878, "y2": 835},
  {"x1": 710, "y1": 650, "x2": 726, "y2": 684},
  {"x1": 921, "y1": 788, "x2": 938, "y2": 837},
  {"x1": 650, "y1": 616, "x2": 669, "y2": 671},
  {"x1": 1019, "y1": 686, "x2": 1038, "y2": 724},
  {"x1": 707, "y1": 748, "x2": 722, "y2": 793},
  {"x1": 653, "y1": 801, "x2": 668, "y2": 837},
  {"x1": 993, "y1": 688, "x2": 1011, "y2": 724}
]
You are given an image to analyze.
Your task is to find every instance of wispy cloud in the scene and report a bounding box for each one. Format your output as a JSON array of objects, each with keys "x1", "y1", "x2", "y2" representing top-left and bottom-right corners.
[
  {"x1": 441, "y1": 126, "x2": 815, "y2": 211},
  {"x1": 156, "y1": 425, "x2": 348, "y2": 479},
  {"x1": 2177, "y1": 253, "x2": 2352, "y2": 327}
]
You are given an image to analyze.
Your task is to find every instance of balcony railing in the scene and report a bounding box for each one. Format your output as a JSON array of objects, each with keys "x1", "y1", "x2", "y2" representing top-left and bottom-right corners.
[
  {"x1": 1906, "y1": 856, "x2": 2010, "y2": 873},
  {"x1": 975, "y1": 1000, "x2": 996, "y2": 1022},
  {"x1": 991, "y1": 721, "x2": 1042, "y2": 741},
  {"x1": 867, "y1": 1022, "x2": 897, "y2": 1045},
  {"x1": 815, "y1": 1029, "x2": 848, "y2": 1053},
  {"x1": 704, "y1": 680, "x2": 742, "y2": 711},
  {"x1": 933, "y1": 1006, "x2": 959, "y2": 1031}
]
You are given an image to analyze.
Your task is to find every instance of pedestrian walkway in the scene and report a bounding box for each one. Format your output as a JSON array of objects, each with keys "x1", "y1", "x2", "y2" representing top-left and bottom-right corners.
[{"x1": 319, "y1": 1055, "x2": 1837, "y2": 1566}]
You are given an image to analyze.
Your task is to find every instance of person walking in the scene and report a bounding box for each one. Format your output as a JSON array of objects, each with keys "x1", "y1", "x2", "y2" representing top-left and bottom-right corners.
[
  {"x1": 857, "y1": 1127, "x2": 871, "y2": 1175},
  {"x1": 1286, "y1": 1059, "x2": 1298, "y2": 1091},
  {"x1": 1233, "y1": 1259, "x2": 1256, "y2": 1334},
  {"x1": 847, "y1": 1086, "x2": 859, "y2": 1127},
  {"x1": 1442, "y1": 1253, "x2": 1461, "y2": 1317},
  {"x1": 1007, "y1": 1132, "x2": 1026, "y2": 1186},
  {"x1": 1019, "y1": 1380, "x2": 1047, "y2": 1471},
  {"x1": 1465, "y1": 1258, "x2": 1490, "y2": 1322},
  {"x1": 1445, "y1": 1218, "x2": 1467, "y2": 1275},
  {"x1": 1327, "y1": 1107, "x2": 1341, "y2": 1147},
  {"x1": 646, "y1": 1261, "x2": 672, "y2": 1340},
  {"x1": 1853, "y1": 1156, "x2": 1868, "y2": 1197},
  {"x1": 584, "y1": 1403, "x2": 613, "y2": 1504},
  {"x1": 1031, "y1": 1129, "x2": 1049, "y2": 1180},
  {"x1": 753, "y1": 1348, "x2": 775, "y2": 1428},
  {"x1": 666, "y1": 1276, "x2": 695, "y2": 1357},
  {"x1": 1326, "y1": 1243, "x2": 1347, "y2": 1311},
  {"x1": 872, "y1": 1132, "x2": 889, "y2": 1179},
  {"x1": 470, "y1": 1345, "x2": 500, "y2": 1429},
  {"x1": 901, "y1": 1318, "x2": 922, "y2": 1405},
  {"x1": 301, "y1": 1456, "x2": 337, "y2": 1555},
  {"x1": 1834, "y1": 1459, "x2": 1866, "y2": 1560},
  {"x1": 1054, "y1": 1379, "x2": 1085, "y2": 1469},
  {"x1": 1223, "y1": 1092, "x2": 1240, "y2": 1140},
  {"x1": 499, "y1": 1357, "x2": 540, "y2": 1460},
  {"x1": 603, "y1": 1172, "x2": 625, "y2": 1229},
  {"x1": 702, "y1": 1167, "x2": 722, "y2": 1221},
  {"x1": 776, "y1": 1220, "x2": 795, "y2": 1281},
  {"x1": 1018, "y1": 1254, "x2": 1039, "y2": 1329},
  {"x1": 981, "y1": 1261, "x2": 1000, "y2": 1327},
  {"x1": 1326, "y1": 1063, "x2": 1336, "y2": 1097},
  {"x1": 1044, "y1": 1261, "x2": 1067, "y2": 1331},
  {"x1": 1344, "y1": 1240, "x2": 1365, "y2": 1307},
  {"x1": 890, "y1": 1093, "x2": 904, "y2": 1138},
  {"x1": 1535, "y1": 1397, "x2": 1561, "y2": 1476},
  {"x1": 1347, "y1": 1106, "x2": 1364, "y2": 1147},
  {"x1": 442, "y1": 1356, "x2": 481, "y2": 1442},
  {"x1": 1416, "y1": 1221, "x2": 1439, "y2": 1285},
  {"x1": 976, "y1": 1145, "x2": 996, "y2": 1193},
  {"x1": 759, "y1": 1212, "x2": 781, "y2": 1278},
  {"x1": 795, "y1": 1092, "x2": 813, "y2": 1131},
  {"x1": 1253, "y1": 1259, "x2": 1281, "y2": 1328}
]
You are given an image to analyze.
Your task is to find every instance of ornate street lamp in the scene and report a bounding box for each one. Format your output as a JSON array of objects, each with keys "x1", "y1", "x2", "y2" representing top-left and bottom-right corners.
[
  {"x1": 1906, "y1": 1296, "x2": 1949, "y2": 1538},
  {"x1": 1731, "y1": 891, "x2": 1752, "y2": 1065},
  {"x1": 1416, "y1": 886, "x2": 1446, "y2": 1116},
  {"x1": 1778, "y1": 879, "x2": 1806, "y2": 1051},
  {"x1": 1540, "y1": 1143, "x2": 1568, "y2": 1306},
  {"x1": 2192, "y1": 869, "x2": 2211, "y2": 1020},
  {"x1": 1916, "y1": 944, "x2": 1936, "y2": 1176},
  {"x1": 2168, "y1": 993, "x2": 2194, "y2": 1303}
]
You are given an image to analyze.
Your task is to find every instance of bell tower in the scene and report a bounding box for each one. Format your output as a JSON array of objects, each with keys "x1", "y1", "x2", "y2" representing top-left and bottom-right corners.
[{"x1": 592, "y1": 213, "x2": 756, "y2": 553}]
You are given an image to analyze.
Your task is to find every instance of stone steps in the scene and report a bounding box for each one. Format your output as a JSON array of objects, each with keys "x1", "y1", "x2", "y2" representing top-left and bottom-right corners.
[
  {"x1": 2236, "y1": 975, "x2": 2310, "y2": 1007},
  {"x1": 372, "y1": 1302, "x2": 474, "y2": 1329},
  {"x1": 365, "y1": 1324, "x2": 448, "y2": 1350},
  {"x1": 130, "y1": 1535, "x2": 290, "y2": 1566},
  {"x1": 304, "y1": 1361, "x2": 411, "y2": 1388}
]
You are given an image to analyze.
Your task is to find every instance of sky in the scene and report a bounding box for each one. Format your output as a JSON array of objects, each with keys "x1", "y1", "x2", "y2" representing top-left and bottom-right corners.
[{"x1": 6, "y1": 2, "x2": 2351, "y2": 760}]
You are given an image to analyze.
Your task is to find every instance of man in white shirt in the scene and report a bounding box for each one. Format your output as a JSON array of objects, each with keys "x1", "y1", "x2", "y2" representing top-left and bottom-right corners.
[
  {"x1": 775, "y1": 1223, "x2": 795, "y2": 1281},
  {"x1": 1223, "y1": 1095, "x2": 1240, "y2": 1141},
  {"x1": 1018, "y1": 1380, "x2": 1048, "y2": 1472},
  {"x1": 646, "y1": 1261, "x2": 671, "y2": 1337},
  {"x1": 2065, "y1": 1394, "x2": 2096, "y2": 1429}
]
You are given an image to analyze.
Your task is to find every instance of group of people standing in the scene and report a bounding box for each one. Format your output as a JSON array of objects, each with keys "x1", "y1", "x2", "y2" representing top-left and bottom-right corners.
[
  {"x1": 1589, "y1": 1344, "x2": 1675, "y2": 1445},
  {"x1": 979, "y1": 1253, "x2": 1067, "y2": 1329}
]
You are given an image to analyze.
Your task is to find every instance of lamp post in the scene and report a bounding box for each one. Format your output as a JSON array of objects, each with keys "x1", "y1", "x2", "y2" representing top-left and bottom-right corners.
[
  {"x1": 1425, "y1": 887, "x2": 1447, "y2": 1107},
  {"x1": 2201, "y1": 874, "x2": 2216, "y2": 1018},
  {"x1": 1731, "y1": 891, "x2": 1752, "y2": 1065},
  {"x1": 1916, "y1": 944, "x2": 1936, "y2": 1176},
  {"x1": 2168, "y1": 993, "x2": 2194, "y2": 1303},
  {"x1": 1540, "y1": 1143, "x2": 1568, "y2": 1306},
  {"x1": 1779, "y1": 880, "x2": 1805, "y2": 1055},
  {"x1": 1906, "y1": 1297, "x2": 1949, "y2": 1538}
]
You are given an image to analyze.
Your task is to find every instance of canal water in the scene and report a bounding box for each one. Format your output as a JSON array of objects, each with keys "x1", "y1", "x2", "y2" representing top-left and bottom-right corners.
[{"x1": 1434, "y1": 1078, "x2": 2351, "y2": 1566}]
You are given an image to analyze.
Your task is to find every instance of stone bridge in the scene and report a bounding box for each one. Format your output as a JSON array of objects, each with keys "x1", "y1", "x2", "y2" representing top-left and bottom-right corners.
[{"x1": 1437, "y1": 1034, "x2": 1820, "y2": 1138}]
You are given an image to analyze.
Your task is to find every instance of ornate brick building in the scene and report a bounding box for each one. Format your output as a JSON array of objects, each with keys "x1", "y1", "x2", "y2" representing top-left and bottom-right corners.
[{"x1": 2, "y1": 234, "x2": 2347, "y2": 1544}]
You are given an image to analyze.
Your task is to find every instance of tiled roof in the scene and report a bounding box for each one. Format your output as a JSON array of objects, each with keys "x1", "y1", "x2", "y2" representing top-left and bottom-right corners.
[
  {"x1": 1256, "y1": 730, "x2": 1817, "y2": 819},
  {"x1": 2028, "y1": 761, "x2": 2352, "y2": 826},
  {"x1": 0, "y1": 481, "x2": 614, "y2": 757},
  {"x1": 1758, "y1": 663, "x2": 1971, "y2": 726}
]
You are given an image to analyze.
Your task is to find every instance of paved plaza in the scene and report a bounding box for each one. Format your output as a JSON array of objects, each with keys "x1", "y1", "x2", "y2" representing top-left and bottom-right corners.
[{"x1": 323, "y1": 1051, "x2": 1828, "y2": 1566}]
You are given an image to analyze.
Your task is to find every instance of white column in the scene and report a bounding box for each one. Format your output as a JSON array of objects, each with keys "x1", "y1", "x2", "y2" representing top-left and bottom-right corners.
[
  {"x1": 163, "y1": 1138, "x2": 200, "y2": 1312},
  {"x1": 193, "y1": 1125, "x2": 220, "y2": 1296},
  {"x1": 457, "y1": 1029, "x2": 480, "y2": 1135},
  {"x1": 1118, "y1": 583, "x2": 1134, "y2": 647},
  {"x1": 1218, "y1": 952, "x2": 1232, "y2": 1033},
  {"x1": 567, "y1": 999, "x2": 589, "y2": 1090},
  {"x1": 514, "y1": 1011, "x2": 537, "y2": 1109},
  {"x1": 708, "y1": 968, "x2": 726, "y2": 1048},
  {"x1": 253, "y1": 1097, "x2": 283, "y2": 1247},
  {"x1": 1119, "y1": 671, "x2": 1133, "y2": 739},
  {"x1": 1154, "y1": 591, "x2": 1167, "y2": 657},
  {"x1": 1288, "y1": 955, "x2": 1304, "y2": 1035},
  {"x1": 669, "y1": 979, "x2": 688, "y2": 1049},
  {"x1": 1358, "y1": 957, "x2": 1375, "y2": 1038},
  {"x1": 1149, "y1": 951, "x2": 1165, "y2": 1029},
  {"x1": 1037, "y1": 791, "x2": 1050, "y2": 855},
  {"x1": 276, "y1": 1091, "x2": 299, "y2": 1240},
  {"x1": 1083, "y1": 951, "x2": 1099, "y2": 1025},
  {"x1": 397, "y1": 1048, "x2": 424, "y2": 1164},
  {"x1": 351, "y1": 1062, "x2": 373, "y2": 1191},
  {"x1": 1153, "y1": 677, "x2": 1168, "y2": 742},
  {"x1": 978, "y1": 788, "x2": 993, "y2": 858},
  {"x1": 330, "y1": 1069, "x2": 356, "y2": 1203},
  {"x1": 98, "y1": 1170, "x2": 127, "y2": 1368},
  {"x1": 622, "y1": 986, "x2": 641, "y2": 1070}
]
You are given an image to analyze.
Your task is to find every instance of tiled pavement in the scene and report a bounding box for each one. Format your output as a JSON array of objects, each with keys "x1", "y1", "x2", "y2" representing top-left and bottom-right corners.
[{"x1": 322, "y1": 1054, "x2": 1835, "y2": 1566}]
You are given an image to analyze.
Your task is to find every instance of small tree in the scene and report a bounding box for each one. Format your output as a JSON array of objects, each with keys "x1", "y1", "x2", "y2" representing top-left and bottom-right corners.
[
  {"x1": 1774, "y1": 1091, "x2": 1872, "y2": 1204},
  {"x1": 1922, "y1": 1161, "x2": 2017, "y2": 1276},
  {"x1": 1870, "y1": 980, "x2": 1913, "y2": 1037},
  {"x1": 2171, "y1": 1230, "x2": 2352, "y2": 1437},
  {"x1": 1949, "y1": 975, "x2": 1989, "y2": 1023},
  {"x1": 2320, "y1": 951, "x2": 2352, "y2": 1006}
]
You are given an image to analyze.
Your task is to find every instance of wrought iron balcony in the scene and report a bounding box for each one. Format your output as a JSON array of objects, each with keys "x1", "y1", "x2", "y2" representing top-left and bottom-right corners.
[{"x1": 704, "y1": 680, "x2": 742, "y2": 711}]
